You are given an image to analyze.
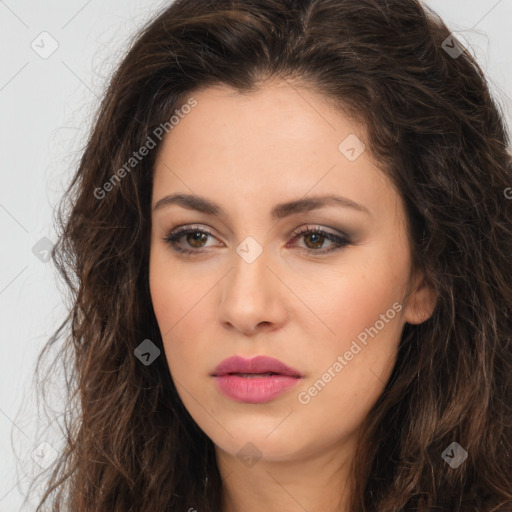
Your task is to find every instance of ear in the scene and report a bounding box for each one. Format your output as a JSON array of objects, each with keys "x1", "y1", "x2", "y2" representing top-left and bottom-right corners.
[{"x1": 403, "y1": 269, "x2": 438, "y2": 325}]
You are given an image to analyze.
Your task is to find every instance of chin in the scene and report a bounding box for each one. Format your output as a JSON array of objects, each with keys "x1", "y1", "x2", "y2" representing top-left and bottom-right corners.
[{"x1": 211, "y1": 427, "x2": 311, "y2": 463}]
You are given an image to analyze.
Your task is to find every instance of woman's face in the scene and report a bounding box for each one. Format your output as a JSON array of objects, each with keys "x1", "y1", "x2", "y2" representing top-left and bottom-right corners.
[{"x1": 149, "y1": 80, "x2": 434, "y2": 464}]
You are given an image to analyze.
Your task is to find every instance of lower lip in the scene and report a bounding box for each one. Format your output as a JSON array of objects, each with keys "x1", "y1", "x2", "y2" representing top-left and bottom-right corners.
[{"x1": 213, "y1": 374, "x2": 301, "y2": 404}]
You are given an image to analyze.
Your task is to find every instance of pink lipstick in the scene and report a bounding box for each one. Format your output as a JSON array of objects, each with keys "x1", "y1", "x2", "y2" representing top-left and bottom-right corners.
[{"x1": 212, "y1": 355, "x2": 303, "y2": 404}]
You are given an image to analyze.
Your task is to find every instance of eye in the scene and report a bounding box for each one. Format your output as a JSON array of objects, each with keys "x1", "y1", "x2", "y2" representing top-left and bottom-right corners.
[
  {"x1": 163, "y1": 225, "x2": 219, "y2": 255},
  {"x1": 162, "y1": 224, "x2": 351, "y2": 256},
  {"x1": 287, "y1": 225, "x2": 350, "y2": 254}
]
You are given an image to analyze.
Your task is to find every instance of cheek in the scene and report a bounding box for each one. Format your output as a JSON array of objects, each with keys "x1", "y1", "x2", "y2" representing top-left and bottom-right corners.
[
  {"x1": 149, "y1": 245, "x2": 210, "y2": 332},
  {"x1": 302, "y1": 245, "x2": 406, "y2": 350},
  {"x1": 149, "y1": 252, "x2": 218, "y2": 378},
  {"x1": 330, "y1": 274, "x2": 402, "y2": 344},
  {"x1": 149, "y1": 254, "x2": 191, "y2": 360},
  {"x1": 294, "y1": 247, "x2": 406, "y2": 419}
]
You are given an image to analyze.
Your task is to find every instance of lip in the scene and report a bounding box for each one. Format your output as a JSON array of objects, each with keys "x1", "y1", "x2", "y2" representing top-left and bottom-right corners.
[{"x1": 212, "y1": 355, "x2": 303, "y2": 404}]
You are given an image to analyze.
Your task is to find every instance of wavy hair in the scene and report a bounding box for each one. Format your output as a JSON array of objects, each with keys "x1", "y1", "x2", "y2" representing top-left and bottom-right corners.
[{"x1": 30, "y1": 0, "x2": 512, "y2": 510}]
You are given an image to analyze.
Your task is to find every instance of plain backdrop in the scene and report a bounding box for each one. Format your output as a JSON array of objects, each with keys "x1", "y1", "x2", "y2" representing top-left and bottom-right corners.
[{"x1": 1, "y1": 0, "x2": 511, "y2": 510}]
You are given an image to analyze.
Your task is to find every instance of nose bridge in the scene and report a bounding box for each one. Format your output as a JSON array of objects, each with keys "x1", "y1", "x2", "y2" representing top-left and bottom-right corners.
[
  {"x1": 217, "y1": 235, "x2": 286, "y2": 331},
  {"x1": 229, "y1": 235, "x2": 274, "y2": 298}
]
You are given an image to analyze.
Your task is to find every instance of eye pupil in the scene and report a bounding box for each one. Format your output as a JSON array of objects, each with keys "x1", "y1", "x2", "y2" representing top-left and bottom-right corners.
[
  {"x1": 187, "y1": 231, "x2": 208, "y2": 248},
  {"x1": 305, "y1": 232, "x2": 324, "y2": 248}
]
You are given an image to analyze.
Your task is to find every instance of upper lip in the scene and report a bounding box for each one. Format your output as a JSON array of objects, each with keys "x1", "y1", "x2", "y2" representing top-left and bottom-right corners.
[{"x1": 212, "y1": 355, "x2": 302, "y2": 377}]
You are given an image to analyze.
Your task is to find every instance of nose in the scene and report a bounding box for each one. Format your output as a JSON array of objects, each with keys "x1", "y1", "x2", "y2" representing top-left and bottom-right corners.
[{"x1": 217, "y1": 244, "x2": 289, "y2": 336}]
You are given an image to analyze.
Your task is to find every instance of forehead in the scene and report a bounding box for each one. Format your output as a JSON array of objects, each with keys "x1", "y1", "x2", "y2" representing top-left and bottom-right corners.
[{"x1": 152, "y1": 82, "x2": 402, "y2": 226}]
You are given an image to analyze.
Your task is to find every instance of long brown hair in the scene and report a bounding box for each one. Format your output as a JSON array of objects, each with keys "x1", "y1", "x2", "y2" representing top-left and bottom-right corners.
[{"x1": 29, "y1": 0, "x2": 512, "y2": 510}]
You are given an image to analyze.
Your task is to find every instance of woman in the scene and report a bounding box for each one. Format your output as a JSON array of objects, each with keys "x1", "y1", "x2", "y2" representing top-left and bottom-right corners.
[{"x1": 30, "y1": 0, "x2": 512, "y2": 510}]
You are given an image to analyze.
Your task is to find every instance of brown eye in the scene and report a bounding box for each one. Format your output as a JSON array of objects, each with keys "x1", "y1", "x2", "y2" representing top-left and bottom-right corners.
[
  {"x1": 289, "y1": 226, "x2": 350, "y2": 254},
  {"x1": 163, "y1": 224, "x2": 351, "y2": 257},
  {"x1": 303, "y1": 231, "x2": 325, "y2": 249},
  {"x1": 164, "y1": 226, "x2": 218, "y2": 255},
  {"x1": 185, "y1": 231, "x2": 209, "y2": 248}
]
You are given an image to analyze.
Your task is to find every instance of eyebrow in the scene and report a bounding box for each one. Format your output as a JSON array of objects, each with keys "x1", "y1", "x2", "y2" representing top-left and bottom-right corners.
[{"x1": 152, "y1": 193, "x2": 370, "y2": 219}]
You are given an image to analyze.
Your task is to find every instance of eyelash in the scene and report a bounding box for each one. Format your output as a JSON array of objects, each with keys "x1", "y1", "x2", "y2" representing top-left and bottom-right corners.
[{"x1": 162, "y1": 224, "x2": 351, "y2": 256}]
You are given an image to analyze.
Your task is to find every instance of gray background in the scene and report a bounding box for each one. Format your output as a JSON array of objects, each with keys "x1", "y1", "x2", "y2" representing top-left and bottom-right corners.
[{"x1": 1, "y1": 1, "x2": 511, "y2": 510}]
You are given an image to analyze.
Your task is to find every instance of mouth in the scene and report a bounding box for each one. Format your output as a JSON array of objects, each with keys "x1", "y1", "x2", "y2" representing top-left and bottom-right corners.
[
  {"x1": 212, "y1": 355, "x2": 303, "y2": 378},
  {"x1": 224, "y1": 372, "x2": 283, "y2": 377},
  {"x1": 211, "y1": 355, "x2": 303, "y2": 404}
]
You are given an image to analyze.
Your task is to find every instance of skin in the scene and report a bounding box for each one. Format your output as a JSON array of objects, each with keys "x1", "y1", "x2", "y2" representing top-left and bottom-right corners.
[{"x1": 149, "y1": 79, "x2": 437, "y2": 512}]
